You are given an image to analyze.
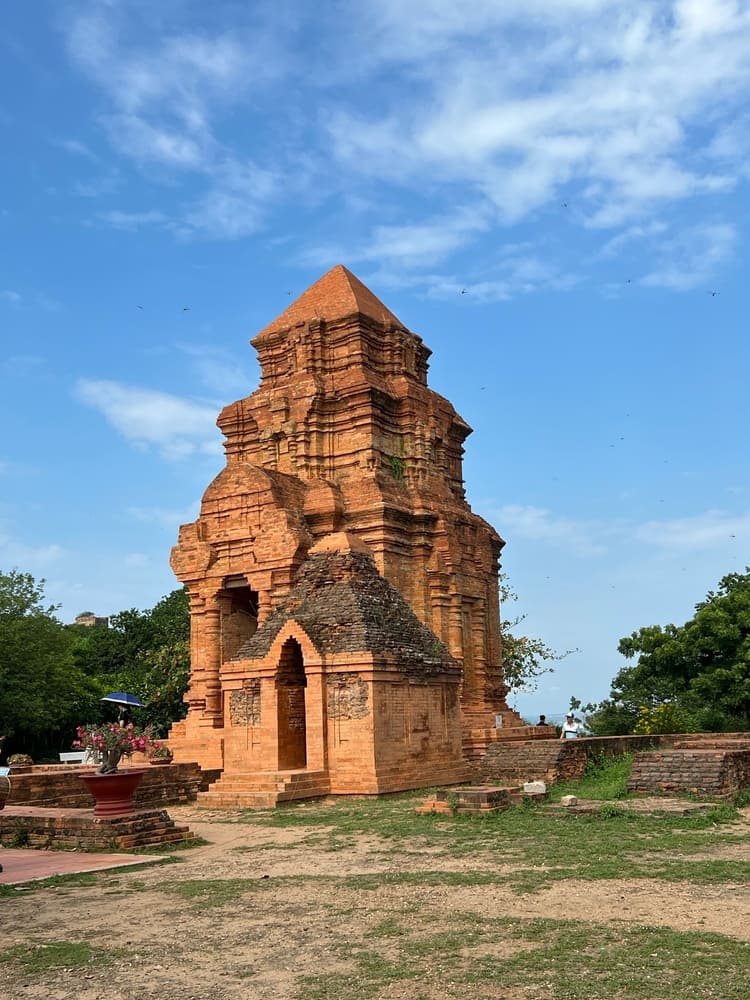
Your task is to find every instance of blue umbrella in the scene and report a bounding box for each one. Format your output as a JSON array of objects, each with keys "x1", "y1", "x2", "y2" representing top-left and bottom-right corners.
[{"x1": 101, "y1": 692, "x2": 145, "y2": 708}]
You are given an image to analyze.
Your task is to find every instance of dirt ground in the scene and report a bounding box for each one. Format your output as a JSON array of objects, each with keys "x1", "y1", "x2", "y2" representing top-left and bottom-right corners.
[{"x1": 1, "y1": 802, "x2": 749, "y2": 1000}]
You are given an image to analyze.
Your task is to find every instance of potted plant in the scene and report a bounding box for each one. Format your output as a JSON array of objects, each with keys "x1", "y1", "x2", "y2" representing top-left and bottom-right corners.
[
  {"x1": 73, "y1": 723, "x2": 159, "y2": 817},
  {"x1": 7, "y1": 753, "x2": 34, "y2": 774},
  {"x1": 148, "y1": 743, "x2": 174, "y2": 765},
  {"x1": 74, "y1": 723, "x2": 157, "y2": 774}
]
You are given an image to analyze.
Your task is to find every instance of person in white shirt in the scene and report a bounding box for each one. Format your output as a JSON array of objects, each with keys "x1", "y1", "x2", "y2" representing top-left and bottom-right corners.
[{"x1": 560, "y1": 713, "x2": 582, "y2": 739}]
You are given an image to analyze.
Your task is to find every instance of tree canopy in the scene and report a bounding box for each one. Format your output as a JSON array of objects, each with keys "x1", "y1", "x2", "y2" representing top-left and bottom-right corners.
[
  {"x1": 0, "y1": 569, "x2": 91, "y2": 758},
  {"x1": 0, "y1": 568, "x2": 190, "y2": 760},
  {"x1": 579, "y1": 568, "x2": 750, "y2": 735}
]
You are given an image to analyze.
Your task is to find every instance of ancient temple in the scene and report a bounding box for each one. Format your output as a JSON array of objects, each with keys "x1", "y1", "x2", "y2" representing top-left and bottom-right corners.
[{"x1": 168, "y1": 265, "x2": 526, "y2": 805}]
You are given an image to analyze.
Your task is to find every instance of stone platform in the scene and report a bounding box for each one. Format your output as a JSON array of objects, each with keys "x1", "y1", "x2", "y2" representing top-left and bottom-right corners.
[
  {"x1": 0, "y1": 804, "x2": 195, "y2": 851},
  {"x1": 416, "y1": 785, "x2": 523, "y2": 815}
]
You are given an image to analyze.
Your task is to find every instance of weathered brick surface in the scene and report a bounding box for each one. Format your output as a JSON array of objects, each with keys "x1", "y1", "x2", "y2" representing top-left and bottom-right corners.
[
  {"x1": 0, "y1": 806, "x2": 194, "y2": 851},
  {"x1": 168, "y1": 266, "x2": 532, "y2": 804},
  {"x1": 477, "y1": 734, "x2": 671, "y2": 784},
  {"x1": 477, "y1": 733, "x2": 750, "y2": 795},
  {"x1": 4, "y1": 763, "x2": 214, "y2": 810},
  {"x1": 627, "y1": 749, "x2": 750, "y2": 796}
]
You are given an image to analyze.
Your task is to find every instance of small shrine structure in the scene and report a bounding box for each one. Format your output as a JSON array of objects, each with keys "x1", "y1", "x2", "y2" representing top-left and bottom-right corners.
[{"x1": 168, "y1": 265, "x2": 527, "y2": 805}]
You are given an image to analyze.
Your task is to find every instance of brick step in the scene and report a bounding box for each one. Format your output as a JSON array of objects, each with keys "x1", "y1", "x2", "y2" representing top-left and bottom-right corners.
[
  {"x1": 197, "y1": 792, "x2": 279, "y2": 809},
  {"x1": 212, "y1": 776, "x2": 327, "y2": 790},
  {"x1": 197, "y1": 769, "x2": 331, "y2": 808},
  {"x1": 116, "y1": 830, "x2": 192, "y2": 849},
  {"x1": 206, "y1": 770, "x2": 328, "y2": 791},
  {"x1": 0, "y1": 808, "x2": 196, "y2": 851},
  {"x1": 198, "y1": 781, "x2": 330, "y2": 804}
]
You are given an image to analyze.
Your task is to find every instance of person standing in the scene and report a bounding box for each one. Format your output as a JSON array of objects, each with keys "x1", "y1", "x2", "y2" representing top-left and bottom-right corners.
[{"x1": 560, "y1": 713, "x2": 582, "y2": 739}]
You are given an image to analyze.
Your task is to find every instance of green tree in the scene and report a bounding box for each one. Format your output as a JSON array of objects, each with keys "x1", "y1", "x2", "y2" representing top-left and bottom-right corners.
[
  {"x1": 581, "y1": 567, "x2": 750, "y2": 735},
  {"x1": 500, "y1": 574, "x2": 574, "y2": 694},
  {"x1": 0, "y1": 569, "x2": 94, "y2": 758},
  {"x1": 72, "y1": 587, "x2": 190, "y2": 735}
]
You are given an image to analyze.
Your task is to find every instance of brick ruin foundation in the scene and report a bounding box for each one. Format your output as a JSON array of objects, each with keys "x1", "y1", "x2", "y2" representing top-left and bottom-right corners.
[
  {"x1": 477, "y1": 734, "x2": 750, "y2": 799},
  {"x1": 627, "y1": 739, "x2": 750, "y2": 797},
  {"x1": 168, "y1": 265, "x2": 534, "y2": 805},
  {"x1": 0, "y1": 764, "x2": 213, "y2": 850}
]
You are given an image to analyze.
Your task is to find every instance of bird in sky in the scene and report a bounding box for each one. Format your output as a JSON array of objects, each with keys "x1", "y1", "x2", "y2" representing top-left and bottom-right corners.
[
  {"x1": 708, "y1": 291, "x2": 720, "y2": 297},
  {"x1": 460, "y1": 289, "x2": 466, "y2": 295},
  {"x1": 182, "y1": 307, "x2": 191, "y2": 312}
]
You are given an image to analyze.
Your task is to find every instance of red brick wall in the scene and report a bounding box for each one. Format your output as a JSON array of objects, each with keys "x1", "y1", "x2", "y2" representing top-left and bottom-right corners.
[{"x1": 5, "y1": 763, "x2": 216, "y2": 809}]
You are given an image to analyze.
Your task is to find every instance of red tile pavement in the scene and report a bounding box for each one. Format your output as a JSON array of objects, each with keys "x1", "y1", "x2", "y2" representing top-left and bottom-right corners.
[{"x1": 0, "y1": 850, "x2": 167, "y2": 885}]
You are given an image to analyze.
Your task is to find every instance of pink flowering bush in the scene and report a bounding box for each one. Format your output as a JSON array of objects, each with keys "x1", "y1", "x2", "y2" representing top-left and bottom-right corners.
[{"x1": 74, "y1": 723, "x2": 160, "y2": 774}]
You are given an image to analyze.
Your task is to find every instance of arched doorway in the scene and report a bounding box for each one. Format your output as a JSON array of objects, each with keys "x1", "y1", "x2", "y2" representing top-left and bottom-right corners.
[{"x1": 277, "y1": 638, "x2": 307, "y2": 769}]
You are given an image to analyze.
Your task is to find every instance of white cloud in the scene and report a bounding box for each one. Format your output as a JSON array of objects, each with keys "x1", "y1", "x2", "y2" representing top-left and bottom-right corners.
[
  {"x1": 361, "y1": 208, "x2": 490, "y2": 269},
  {"x1": 103, "y1": 113, "x2": 212, "y2": 169},
  {"x1": 636, "y1": 509, "x2": 750, "y2": 550},
  {"x1": 61, "y1": 0, "x2": 750, "y2": 283},
  {"x1": 58, "y1": 137, "x2": 99, "y2": 159},
  {"x1": 329, "y1": 1, "x2": 750, "y2": 232},
  {"x1": 1, "y1": 289, "x2": 21, "y2": 304},
  {"x1": 75, "y1": 379, "x2": 222, "y2": 459},
  {"x1": 598, "y1": 220, "x2": 669, "y2": 258},
  {"x1": 128, "y1": 502, "x2": 200, "y2": 529},
  {"x1": 98, "y1": 209, "x2": 170, "y2": 231},
  {"x1": 176, "y1": 344, "x2": 256, "y2": 396},
  {"x1": 65, "y1": 5, "x2": 275, "y2": 237},
  {"x1": 181, "y1": 159, "x2": 277, "y2": 239},
  {"x1": 641, "y1": 222, "x2": 737, "y2": 289},
  {"x1": 0, "y1": 530, "x2": 66, "y2": 569},
  {"x1": 494, "y1": 504, "x2": 608, "y2": 556}
]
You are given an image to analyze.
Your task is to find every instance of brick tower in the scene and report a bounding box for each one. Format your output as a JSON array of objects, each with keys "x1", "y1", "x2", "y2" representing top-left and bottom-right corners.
[{"x1": 168, "y1": 265, "x2": 526, "y2": 803}]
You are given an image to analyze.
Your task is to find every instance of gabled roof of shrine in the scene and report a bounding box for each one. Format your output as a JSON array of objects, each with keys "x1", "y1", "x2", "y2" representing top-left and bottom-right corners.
[
  {"x1": 232, "y1": 544, "x2": 459, "y2": 674},
  {"x1": 256, "y1": 264, "x2": 405, "y2": 337}
]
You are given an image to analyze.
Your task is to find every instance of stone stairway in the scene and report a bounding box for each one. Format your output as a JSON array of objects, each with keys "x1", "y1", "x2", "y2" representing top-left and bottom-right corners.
[
  {"x1": 0, "y1": 805, "x2": 195, "y2": 851},
  {"x1": 197, "y1": 769, "x2": 331, "y2": 809}
]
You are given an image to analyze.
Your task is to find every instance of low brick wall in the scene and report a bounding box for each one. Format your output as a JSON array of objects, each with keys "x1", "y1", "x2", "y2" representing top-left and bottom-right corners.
[
  {"x1": 476, "y1": 734, "x2": 670, "y2": 785},
  {"x1": 4, "y1": 763, "x2": 220, "y2": 810},
  {"x1": 628, "y1": 749, "x2": 750, "y2": 797},
  {"x1": 0, "y1": 807, "x2": 194, "y2": 851}
]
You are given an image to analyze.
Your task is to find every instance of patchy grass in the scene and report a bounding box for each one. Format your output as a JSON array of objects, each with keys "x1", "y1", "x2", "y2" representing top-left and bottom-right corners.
[
  {"x1": 247, "y1": 788, "x2": 748, "y2": 886},
  {"x1": 134, "y1": 836, "x2": 209, "y2": 854},
  {"x1": 0, "y1": 940, "x2": 129, "y2": 974},
  {"x1": 550, "y1": 751, "x2": 634, "y2": 801},
  {"x1": 298, "y1": 911, "x2": 750, "y2": 1000},
  {"x1": 1, "y1": 777, "x2": 749, "y2": 1000},
  {"x1": 160, "y1": 876, "x2": 273, "y2": 909}
]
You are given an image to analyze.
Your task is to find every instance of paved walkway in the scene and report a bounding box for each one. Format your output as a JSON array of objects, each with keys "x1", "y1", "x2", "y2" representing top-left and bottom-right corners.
[{"x1": 0, "y1": 849, "x2": 167, "y2": 885}]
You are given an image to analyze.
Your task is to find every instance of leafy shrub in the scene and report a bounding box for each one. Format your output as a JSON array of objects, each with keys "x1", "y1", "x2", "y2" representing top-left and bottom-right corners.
[
  {"x1": 598, "y1": 802, "x2": 628, "y2": 819},
  {"x1": 632, "y1": 702, "x2": 687, "y2": 735}
]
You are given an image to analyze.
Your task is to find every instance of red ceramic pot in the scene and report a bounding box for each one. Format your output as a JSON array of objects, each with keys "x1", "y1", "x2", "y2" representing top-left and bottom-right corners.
[{"x1": 78, "y1": 768, "x2": 146, "y2": 817}]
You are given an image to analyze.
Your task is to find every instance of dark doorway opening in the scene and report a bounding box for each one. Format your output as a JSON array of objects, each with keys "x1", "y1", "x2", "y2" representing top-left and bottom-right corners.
[
  {"x1": 277, "y1": 638, "x2": 307, "y2": 769},
  {"x1": 220, "y1": 577, "x2": 258, "y2": 660}
]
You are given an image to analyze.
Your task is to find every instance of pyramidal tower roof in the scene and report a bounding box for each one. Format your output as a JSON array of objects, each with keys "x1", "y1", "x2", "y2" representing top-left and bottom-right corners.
[{"x1": 257, "y1": 265, "x2": 405, "y2": 337}]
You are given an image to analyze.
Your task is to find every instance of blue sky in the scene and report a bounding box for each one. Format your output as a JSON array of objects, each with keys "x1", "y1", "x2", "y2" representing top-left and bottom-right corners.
[{"x1": 1, "y1": 0, "x2": 748, "y2": 721}]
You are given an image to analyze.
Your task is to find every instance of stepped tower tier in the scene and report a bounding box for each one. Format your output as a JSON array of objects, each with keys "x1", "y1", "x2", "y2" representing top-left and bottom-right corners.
[{"x1": 169, "y1": 265, "x2": 525, "y2": 789}]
